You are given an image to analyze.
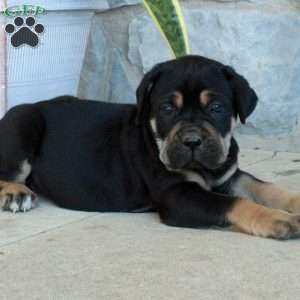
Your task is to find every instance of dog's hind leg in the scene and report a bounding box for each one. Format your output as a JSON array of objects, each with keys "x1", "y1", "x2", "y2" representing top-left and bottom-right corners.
[
  {"x1": 0, "y1": 104, "x2": 44, "y2": 212},
  {"x1": 230, "y1": 170, "x2": 300, "y2": 214}
]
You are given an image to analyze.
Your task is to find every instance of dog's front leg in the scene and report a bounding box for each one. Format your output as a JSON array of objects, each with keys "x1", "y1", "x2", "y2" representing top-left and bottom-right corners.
[
  {"x1": 155, "y1": 182, "x2": 300, "y2": 239},
  {"x1": 231, "y1": 170, "x2": 300, "y2": 213}
]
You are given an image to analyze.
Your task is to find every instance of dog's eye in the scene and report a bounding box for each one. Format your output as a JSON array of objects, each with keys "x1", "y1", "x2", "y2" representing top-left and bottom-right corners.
[
  {"x1": 209, "y1": 103, "x2": 223, "y2": 113},
  {"x1": 160, "y1": 103, "x2": 176, "y2": 113}
]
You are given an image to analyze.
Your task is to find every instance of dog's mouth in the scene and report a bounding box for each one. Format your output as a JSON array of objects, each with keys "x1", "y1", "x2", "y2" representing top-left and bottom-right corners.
[
  {"x1": 150, "y1": 118, "x2": 232, "y2": 171},
  {"x1": 165, "y1": 138, "x2": 226, "y2": 170},
  {"x1": 157, "y1": 125, "x2": 229, "y2": 171}
]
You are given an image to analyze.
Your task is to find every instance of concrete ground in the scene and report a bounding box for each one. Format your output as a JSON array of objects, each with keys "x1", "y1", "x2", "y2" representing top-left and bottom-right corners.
[{"x1": 1, "y1": 149, "x2": 300, "y2": 300}]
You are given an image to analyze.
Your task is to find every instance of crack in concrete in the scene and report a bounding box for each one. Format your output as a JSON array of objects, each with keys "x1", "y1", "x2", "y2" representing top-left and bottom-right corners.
[
  {"x1": 0, "y1": 213, "x2": 98, "y2": 249},
  {"x1": 271, "y1": 151, "x2": 278, "y2": 159},
  {"x1": 242, "y1": 150, "x2": 287, "y2": 168},
  {"x1": 242, "y1": 152, "x2": 276, "y2": 167}
]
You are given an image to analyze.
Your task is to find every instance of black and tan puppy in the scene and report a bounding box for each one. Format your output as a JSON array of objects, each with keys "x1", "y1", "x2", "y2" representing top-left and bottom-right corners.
[{"x1": 1, "y1": 55, "x2": 300, "y2": 239}]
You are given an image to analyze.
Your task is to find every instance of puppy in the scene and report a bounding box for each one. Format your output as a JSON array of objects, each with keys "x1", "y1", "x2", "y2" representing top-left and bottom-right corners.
[{"x1": 1, "y1": 55, "x2": 300, "y2": 239}]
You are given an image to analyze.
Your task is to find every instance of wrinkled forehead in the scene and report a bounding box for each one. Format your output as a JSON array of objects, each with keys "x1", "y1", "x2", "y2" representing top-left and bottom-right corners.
[{"x1": 151, "y1": 64, "x2": 233, "y2": 102}]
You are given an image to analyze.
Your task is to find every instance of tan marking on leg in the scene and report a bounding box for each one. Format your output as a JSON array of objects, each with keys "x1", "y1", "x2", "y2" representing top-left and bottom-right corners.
[
  {"x1": 287, "y1": 194, "x2": 300, "y2": 213},
  {"x1": 227, "y1": 198, "x2": 300, "y2": 239},
  {"x1": 0, "y1": 181, "x2": 34, "y2": 196},
  {"x1": 251, "y1": 183, "x2": 300, "y2": 212},
  {"x1": 0, "y1": 180, "x2": 36, "y2": 213},
  {"x1": 233, "y1": 174, "x2": 300, "y2": 213}
]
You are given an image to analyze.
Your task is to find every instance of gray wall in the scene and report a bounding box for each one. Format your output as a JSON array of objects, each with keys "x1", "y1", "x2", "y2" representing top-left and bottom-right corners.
[{"x1": 78, "y1": 0, "x2": 300, "y2": 152}]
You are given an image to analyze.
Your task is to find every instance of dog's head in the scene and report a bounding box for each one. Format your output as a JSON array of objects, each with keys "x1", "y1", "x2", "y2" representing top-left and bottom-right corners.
[{"x1": 136, "y1": 55, "x2": 258, "y2": 171}]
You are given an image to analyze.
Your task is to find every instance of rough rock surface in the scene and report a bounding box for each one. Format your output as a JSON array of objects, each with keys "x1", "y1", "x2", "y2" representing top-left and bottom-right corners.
[
  {"x1": 78, "y1": 17, "x2": 135, "y2": 103},
  {"x1": 78, "y1": 0, "x2": 300, "y2": 151},
  {"x1": 128, "y1": 2, "x2": 300, "y2": 136}
]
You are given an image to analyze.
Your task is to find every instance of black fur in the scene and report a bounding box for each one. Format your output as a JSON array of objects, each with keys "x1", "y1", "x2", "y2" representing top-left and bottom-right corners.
[
  {"x1": 0, "y1": 55, "x2": 259, "y2": 229},
  {"x1": 222, "y1": 66, "x2": 258, "y2": 123}
]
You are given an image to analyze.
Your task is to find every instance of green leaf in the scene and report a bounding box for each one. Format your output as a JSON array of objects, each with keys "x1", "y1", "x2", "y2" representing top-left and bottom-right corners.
[{"x1": 143, "y1": 0, "x2": 190, "y2": 58}]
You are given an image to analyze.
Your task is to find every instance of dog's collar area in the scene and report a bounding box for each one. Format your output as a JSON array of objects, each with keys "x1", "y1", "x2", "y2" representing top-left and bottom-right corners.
[
  {"x1": 170, "y1": 137, "x2": 239, "y2": 190},
  {"x1": 201, "y1": 137, "x2": 239, "y2": 186},
  {"x1": 209, "y1": 163, "x2": 238, "y2": 188},
  {"x1": 169, "y1": 161, "x2": 238, "y2": 191}
]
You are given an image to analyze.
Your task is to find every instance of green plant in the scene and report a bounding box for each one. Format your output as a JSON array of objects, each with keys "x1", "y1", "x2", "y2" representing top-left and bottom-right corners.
[{"x1": 143, "y1": 0, "x2": 190, "y2": 58}]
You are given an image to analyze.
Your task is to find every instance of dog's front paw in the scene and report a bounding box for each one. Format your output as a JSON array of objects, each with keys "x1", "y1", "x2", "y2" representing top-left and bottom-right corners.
[
  {"x1": 265, "y1": 213, "x2": 300, "y2": 239},
  {"x1": 0, "y1": 182, "x2": 36, "y2": 213},
  {"x1": 249, "y1": 210, "x2": 300, "y2": 239},
  {"x1": 228, "y1": 198, "x2": 300, "y2": 239},
  {"x1": 287, "y1": 194, "x2": 300, "y2": 213}
]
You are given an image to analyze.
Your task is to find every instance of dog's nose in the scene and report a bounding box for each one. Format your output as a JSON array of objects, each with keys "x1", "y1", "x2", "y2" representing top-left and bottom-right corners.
[{"x1": 182, "y1": 135, "x2": 202, "y2": 150}]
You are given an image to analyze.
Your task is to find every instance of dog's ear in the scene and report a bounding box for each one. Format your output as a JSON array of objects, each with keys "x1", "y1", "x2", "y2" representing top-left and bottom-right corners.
[
  {"x1": 135, "y1": 64, "x2": 162, "y2": 125},
  {"x1": 223, "y1": 66, "x2": 258, "y2": 124}
]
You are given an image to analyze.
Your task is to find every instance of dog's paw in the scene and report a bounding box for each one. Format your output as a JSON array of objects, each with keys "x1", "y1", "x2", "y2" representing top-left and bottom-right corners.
[
  {"x1": 229, "y1": 198, "x2": 300, "y2": 239},
  {"x1": 0, "y1": 182, "x2": 36, "y2": 213},
  {"x1": 251, "y1": 210, "x2": 300, "y2": 240},
  {"x1": 287, "y1": 194, "x2": 300, "y2": 213},
  {"x1": 267, "y1": 213, "x2": 300, "y2": 239}
]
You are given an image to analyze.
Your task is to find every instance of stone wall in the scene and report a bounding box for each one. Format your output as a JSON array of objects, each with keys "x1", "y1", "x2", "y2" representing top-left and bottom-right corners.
[{"x1": 78, "y1": 0, "x2": 300, "y2": 152}]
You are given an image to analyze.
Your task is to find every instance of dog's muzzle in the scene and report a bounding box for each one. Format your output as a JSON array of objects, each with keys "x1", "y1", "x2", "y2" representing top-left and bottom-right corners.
[
  {"x1": 178, "y1": 128, "x2": 202, "y2": 151},
  {"x1": 164, "y1": 125, "x2": 226, "y2": 170}
]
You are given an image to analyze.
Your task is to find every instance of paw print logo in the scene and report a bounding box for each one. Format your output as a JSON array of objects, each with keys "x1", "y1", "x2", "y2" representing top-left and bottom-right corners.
[{"x1": 5, "y1": 16, "x2": 44, "y2": 47}]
